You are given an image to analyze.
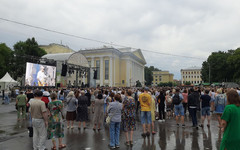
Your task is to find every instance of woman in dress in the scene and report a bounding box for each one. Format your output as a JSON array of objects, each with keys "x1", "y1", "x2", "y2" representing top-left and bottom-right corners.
[
  {"x1": 220, "y1": 89, "x2": 240, "y2": 150},
  {"x1": 122, "y1": 89, "x2": 136, "y2": 146},
  {"x1": 47, "y1": 92, "x2": 66, "y2": 150},
  {"x1": 66, "y1": 91, "x2": 77, "y2": 129},
  {"x1": 214, "y1": 89, "x2": 227, "y2": 128},
  {"x1": 76, "y1": 90, "x2": 89, "y2": 130},
  {"x1": 93, "y1": 92, "x2": 104, "y2": 131}
]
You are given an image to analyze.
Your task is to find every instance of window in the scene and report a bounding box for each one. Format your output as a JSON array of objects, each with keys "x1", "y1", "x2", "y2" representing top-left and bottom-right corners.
[
  {"x1": 155, "y1": 79, "x2": 158, "y2": 81},
  {"x1": 105, "y1": 60, "x2": 109, "y2": 80},
  {"x1": 96, "y1": 60, "x2": 100, "y2": 79}
]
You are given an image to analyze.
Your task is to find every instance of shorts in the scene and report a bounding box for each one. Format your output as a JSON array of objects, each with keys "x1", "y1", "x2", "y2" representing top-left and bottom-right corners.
[
  {"x1": 202, "y1": 107, "x2": 210, "y2": 116},
  {"x1": 140, "y1": 111, "x2": 152, "y2": 124},
  {"x1": 174, "y1": 104, "x2": 184, "y2": 116}
]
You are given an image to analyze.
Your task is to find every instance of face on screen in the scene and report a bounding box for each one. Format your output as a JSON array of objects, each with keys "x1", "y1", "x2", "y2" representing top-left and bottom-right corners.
[{"x1": 25, "y1": 62, "x2": 56, "y2": 86}]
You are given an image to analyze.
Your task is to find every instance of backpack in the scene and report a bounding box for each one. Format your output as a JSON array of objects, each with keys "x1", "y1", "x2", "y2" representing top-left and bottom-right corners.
[{"x1": 172, "y1": 93, "x2": 181, "y2": 105}]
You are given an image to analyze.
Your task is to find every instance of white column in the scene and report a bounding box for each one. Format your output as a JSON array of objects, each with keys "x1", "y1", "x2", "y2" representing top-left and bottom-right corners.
[
  {"x1": 113, "y1": 56, "x2": 115, "y2": 86},
  {"x1": 142, "y1": 66, "x2": 145, "y2": 86},
  {"x1": 100, "y1": 57, "x2": 104, "y2": 86},
  {"x1": 109, "y1": 57, "x2": 113, "y2": 87},
  {"x1": 126, "y1": 60, "x2": 130, "y2": 87}
]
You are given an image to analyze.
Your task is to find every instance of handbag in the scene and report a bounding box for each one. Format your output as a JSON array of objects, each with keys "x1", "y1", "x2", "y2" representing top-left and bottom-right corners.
[{"x1": 106, "y1": 104, "x2": 119, "y2": 125}]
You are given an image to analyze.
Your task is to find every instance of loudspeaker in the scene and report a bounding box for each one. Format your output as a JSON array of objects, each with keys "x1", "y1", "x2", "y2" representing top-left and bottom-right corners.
[
  {"x1": 93, "y1": 70, "x2": 97, "y2": 79},
  {"x1": 61, "y1": 64, "x2": 67, "y2": 76}
]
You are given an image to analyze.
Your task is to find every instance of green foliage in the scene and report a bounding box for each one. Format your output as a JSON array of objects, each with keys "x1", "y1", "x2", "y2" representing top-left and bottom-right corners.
[
  {"x1": 144, "y1": 66, "x2": 160, "y2": 86},
  {"x1": 12, "y1": 37, "x2": 47, "y2": 79},
  {"x1": 0, "y1": 43, "x2": 14, "y2": 78},
  {"x1": 184, "y1": 81, "x2": 191, "y2": 85},
  {"x1": 201, "y1": 49, "x2": 240, "y2": 83},
  {"x1": 158, "y1": 82, "x2": 175, "y2": 87}
]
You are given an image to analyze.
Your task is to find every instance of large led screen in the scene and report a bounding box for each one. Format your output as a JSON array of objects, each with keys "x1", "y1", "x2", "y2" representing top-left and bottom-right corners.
[{"x1": 25, "y1": 62, "x2": 56, "y2": 86}]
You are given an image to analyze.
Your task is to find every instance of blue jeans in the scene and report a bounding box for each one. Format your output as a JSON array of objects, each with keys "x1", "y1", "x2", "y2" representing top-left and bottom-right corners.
[
  {"x1": 140, "y1": 111, "x2": 152, "y2": 124},
  {"x1": 174, "y1": 104, "x2": 184, "y2": 116},
  {"x1": 189, "y1": 108, "x2": 197, "y2": 126},
  {"x1": 109, "y1": 121, "x2": 120, "y2": 147},
  {"x1": 4, "y1": 96, "x2": 10, "y2": 104}
]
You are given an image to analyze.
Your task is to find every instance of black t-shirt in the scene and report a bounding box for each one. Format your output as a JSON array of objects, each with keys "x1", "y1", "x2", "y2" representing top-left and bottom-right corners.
[{"x1": 200, "y1": 94, "x2": 211, "y2": 108}]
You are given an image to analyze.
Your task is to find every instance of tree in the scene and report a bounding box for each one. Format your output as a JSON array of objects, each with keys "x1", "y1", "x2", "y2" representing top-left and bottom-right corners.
[
  {"x1": 201, "y1": 51, "x2": 232, "y2": 83},
  {"x1": 227, "y1": 48, "x2": 240, "y2": 82},
  {"x1": 12, "y1": 37, "x2": 47, "y2": 79},
  {"x1": 144, "y1": 66, "x2": 160, "y2": 86},
  {"x1": 185, "y1": 81, "x2": 191, "y2": 85},
  {"x1": 0, "y1": 43, "x2": 14, "y2": 78}
]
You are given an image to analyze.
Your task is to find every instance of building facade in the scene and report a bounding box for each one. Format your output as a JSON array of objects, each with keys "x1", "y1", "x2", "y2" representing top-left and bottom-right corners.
[
  {"x1": 79, "y1": 47, "x2": 146, "y2": 87},
  {"x1": 152, "y1": 71, "x2": 174, "y2": 86},
  {"x1": 181, "y1": 67, "x2": 202, "y2": 84}
]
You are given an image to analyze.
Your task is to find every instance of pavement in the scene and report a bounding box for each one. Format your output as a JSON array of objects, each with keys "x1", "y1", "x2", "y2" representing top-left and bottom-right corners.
[{"x1": 0, "y1": 100, "x2": 223, "y2": 150}]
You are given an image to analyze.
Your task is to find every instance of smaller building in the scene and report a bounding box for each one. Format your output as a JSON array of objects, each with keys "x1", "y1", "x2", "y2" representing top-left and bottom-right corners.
[
  {"x1": 181, "y1": 67, "x2": 202, "y2": 85},
  {"x1": 40, "y1": 43, "x2": 75, "y2": 54},
  {"x1": 152, "y1": 71, "x2": 174, "y2": 86}
]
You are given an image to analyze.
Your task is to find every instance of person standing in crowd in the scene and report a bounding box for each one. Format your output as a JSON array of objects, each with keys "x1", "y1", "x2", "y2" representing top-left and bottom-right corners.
[
  {"x1": 220, "y1": 89, "x2": 240, "y2": 150},
  {"x1": 29, "y1": 90, "x2": 48, "y2": 150},
  {"x1": 66, "y1": 91, "x2": 77, "y2": 129},
  {"x1": 199, "y1": 89, "x2": 211, "y2": 127},
  {"x1": 93, "y1": 92, "x2": 104, "y2": 131},
  {"x1": 139, "y1": 87, "x2": 152, "y2": 137},
  {"x1": 107, "y1": 93, "x2": 122, "y2": 149},
  {"x1": 26, "y1": 89, "x2": 34, "y2": 113},
  {"x1": 182, "y1": 89, "x2": 188, "y2": 115},
  {"x1": 172, "y1": 88, "x2": 185, "y2": 127},
  {"x1": 41, "y1": 91, "x2": 51, "y2": 108},
  {"x1": 16, "y1": 91, "x2": 27, "y2": 121},
  {"x1": 85, "y1": 89, "x2": 91, "y2": 113},
  {"x1": 122, "y1": 89, "x2": 136, "y2": 146},
  {"x1": 158, "y1": 91, "x2": 165, "y2": 122},
  {"x1": 150, "y1": 91, "x2": 157, "y2": 134},
  {"x1": 47, "y1": 92, "x2": 66, "y2": 150},
  {"x1": 214, "y1": 89, "x2": 227, "y2": 128},
  {"x1": 90, "y1": 89, "x2": 95, "y2": 113},
  {"x1": 4, "y1": 90, "x2": 10, "y2": 104},
  {"x1": 210, "y1": 89, "x2": 216, "y2": 112},
  {"x1": 58, "y1": 89, "x2": 65, "y2": 101},
  {"x1": 165, "y1": 90, "x2": 172, "y2": 119},
  {"x1": 76, "y1": 90, "x2": 88, "y2": 130},
  {"x1": 188, "y1": 87, "x2": 199, "y2": 129}
]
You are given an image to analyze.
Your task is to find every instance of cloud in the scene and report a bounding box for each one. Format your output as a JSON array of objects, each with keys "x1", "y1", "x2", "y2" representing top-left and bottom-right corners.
[{"x1": 1, "y1": 0, "x2": 240, "y2": 79}]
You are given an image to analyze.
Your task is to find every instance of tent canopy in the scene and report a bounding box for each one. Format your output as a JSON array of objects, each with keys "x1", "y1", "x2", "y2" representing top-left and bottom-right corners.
[{"x1": 0, "y1": 72, "x2": 18, "y2": 83}]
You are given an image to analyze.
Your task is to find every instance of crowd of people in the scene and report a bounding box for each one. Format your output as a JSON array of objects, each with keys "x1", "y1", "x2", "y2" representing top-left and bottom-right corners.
[{"x1": 11, "y1": 86, "x2": 240, "y2": 150}]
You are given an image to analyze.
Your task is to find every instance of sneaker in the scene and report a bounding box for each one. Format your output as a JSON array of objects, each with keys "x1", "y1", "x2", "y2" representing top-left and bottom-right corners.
[
  {"x1": 141, "y1": 133, "x2": 146, "y2": 138},
  {"x1": 207, "y1": 124, "x2": 210, "y2": 128},
  {"x1": 182, "y1": 124, "x2": 185, "y2": 127},
  {"x1": 146, "y1": 132, "x2": 150, "y2": 137},
  {"x1": 67, "y1": 126, "x2": 70, "y2": 129},
  {"x1": 158, "y1": 120, "x2": 163, "y2": 123},
  {"x1": 199, "y1": 124, "x2": 203, "y2": 128},
  {"x1": 110, "y1": 146, "x2": 115, "y2": 149},
  {"x1": 162, "y1": 119, "x2": 165, "y2": 122},
  {"x1": 115, "y1": 145, "x2": 120, "y2": 148},
  {"x1": 177, "y1": 124, "x2": 180, "y2": 127}
]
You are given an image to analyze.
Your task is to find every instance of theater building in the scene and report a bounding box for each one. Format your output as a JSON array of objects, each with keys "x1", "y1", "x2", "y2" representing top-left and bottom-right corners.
[{"x1": 79, "y1": 47, "x2": 146, "y2": 87}]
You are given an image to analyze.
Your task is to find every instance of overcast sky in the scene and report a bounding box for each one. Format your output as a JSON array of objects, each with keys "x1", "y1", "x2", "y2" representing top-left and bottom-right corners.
[{"x1": 1, "y1": 0, "x2": 240, "y2": 80}]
